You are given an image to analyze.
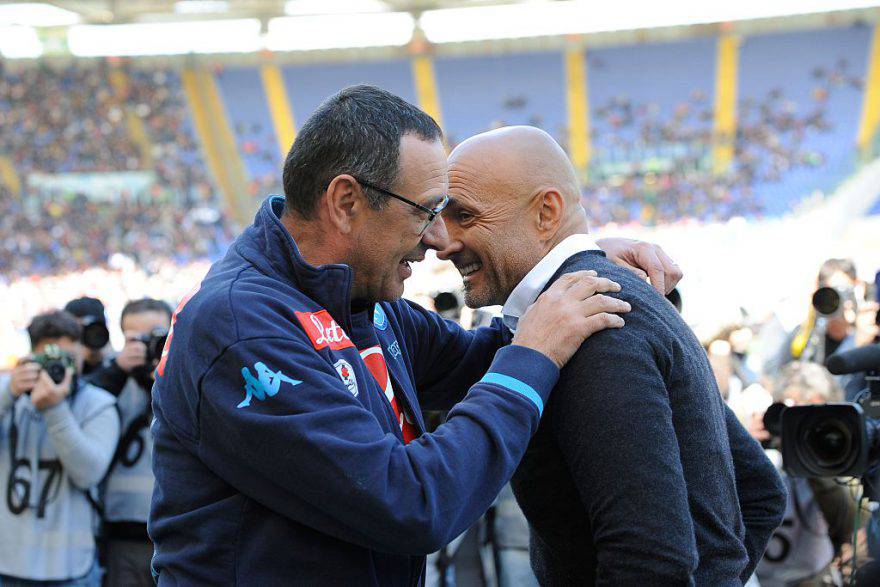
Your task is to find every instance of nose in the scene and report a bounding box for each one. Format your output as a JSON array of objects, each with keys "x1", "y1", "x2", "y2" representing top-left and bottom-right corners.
[
  {"x1": 433, "y1": 220, "x2": 463, "y2": 262},
  {"x1": 421, "y1": 214, "x2": 450, "y2": 252}
]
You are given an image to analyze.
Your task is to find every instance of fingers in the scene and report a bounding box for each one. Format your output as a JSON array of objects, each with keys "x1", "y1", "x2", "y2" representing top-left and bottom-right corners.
[
  {"x1": 638, "y1": 247, "x2": 667, "y2": 296},
  {"x1": 581, "y1": 293, "x2": 631, "y2": 317},
  {"x1": 567, "y1": 276, "x2": 622, "y2": 300},
  {"x1": 60, "y1": 367, "x2": 74, "y2": 389},
  {"x1": 547, "y1": 270, "x2": 597, "y2": 292},
  {"x1": 581, "y1": 312, "x2": 626, "y2": 337},
  {"x1": 655, "y1": 246, "x2": 683, "y2": 294}
]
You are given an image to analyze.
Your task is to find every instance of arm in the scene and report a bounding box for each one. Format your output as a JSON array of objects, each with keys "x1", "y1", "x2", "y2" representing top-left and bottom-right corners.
[
  {"x1": 198, "y1": 337, "x2": 556, "y2": 555},
  {"x1": 551, "y1": 337, "x2": 698, "y2": 586},
  {"x1": 807, "y1": 476, "x2": 858, "y2": 553},
  {"x1": 43, "y1": 399, "x2": 121, "y2": 489},
  {"x1": 397, "y1": 300, "x2": 509, "y2": 411},
  {"x1": 724, "y1": 406, "x2": 787, "y2": 581}
]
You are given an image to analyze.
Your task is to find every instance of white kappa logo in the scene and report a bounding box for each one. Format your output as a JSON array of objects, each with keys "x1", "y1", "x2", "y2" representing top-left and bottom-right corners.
[{"x1": 334, "y1": 359, "x2": 358, "y2": 397}]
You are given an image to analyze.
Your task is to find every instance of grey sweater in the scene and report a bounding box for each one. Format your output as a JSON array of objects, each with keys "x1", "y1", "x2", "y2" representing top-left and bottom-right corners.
[{"x1": 510, "y1": 251, "x2": 786, "y2": 586}]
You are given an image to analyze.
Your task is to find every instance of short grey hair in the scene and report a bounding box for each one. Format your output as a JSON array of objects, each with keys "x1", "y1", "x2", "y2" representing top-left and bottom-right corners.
[
  {"x1": 282, "y1": 85, "x2": 443, "y2": 219},
  {"x1": 772, "y1": 361, "x2": 843, "y2": 403}
]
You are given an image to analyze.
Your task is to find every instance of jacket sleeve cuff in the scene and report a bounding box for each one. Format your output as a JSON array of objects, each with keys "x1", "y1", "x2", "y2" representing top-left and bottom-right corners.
[{"x1": 479, "y1": 345, "x2": 559, "y2": 416}]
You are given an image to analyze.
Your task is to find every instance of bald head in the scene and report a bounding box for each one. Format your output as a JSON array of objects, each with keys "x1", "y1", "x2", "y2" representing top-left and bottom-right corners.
[
  {"x1": 438, "y1": 126, "x2": 589, "y2": 308},
  {"x1": 449, "y1": 126, "x2": 582, "y2": 212}
]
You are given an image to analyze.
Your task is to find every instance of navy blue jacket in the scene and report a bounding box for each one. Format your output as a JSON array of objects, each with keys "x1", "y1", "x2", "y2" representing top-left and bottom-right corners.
[{"x1": 148, "y1": 197, "x2": 559, "y2": 586}]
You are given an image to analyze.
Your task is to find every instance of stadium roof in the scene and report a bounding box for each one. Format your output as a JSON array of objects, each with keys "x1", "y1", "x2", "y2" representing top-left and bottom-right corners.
[{"x1": 1, "y1": 0, "x2": 879, "y2": 58}]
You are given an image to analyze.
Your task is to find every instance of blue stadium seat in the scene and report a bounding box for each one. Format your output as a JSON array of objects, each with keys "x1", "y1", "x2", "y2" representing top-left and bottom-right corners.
[
  {"x1": 282, "y1": 60, "x2": 416, "y2": 129},
  {"x1": 215, "y1": 67, "x2": 281, "y2": 183},
  {"x1": 433, "y1": 52, "x2": 567, "y2": 147}
]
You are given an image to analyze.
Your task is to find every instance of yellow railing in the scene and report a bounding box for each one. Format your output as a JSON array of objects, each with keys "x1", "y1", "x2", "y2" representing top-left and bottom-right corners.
[
  {"x1": 712, "y1": 34, "x2": 740, "y2": 174},
  {"x1": 411, "y1": 55, "x2": 444, "y2": 130},
  {"x1": 181, "y1": 67, "x2": 251, "y2": 226},
  {"x1": 565, "y1": 49, "x2": 591, "y2": 173},
  {"x1": 260, "y1": 64, "x2": 297, "y2": 160},
  {"x1": 857, "y1": 25, "x2": 880, "y2": 155}
]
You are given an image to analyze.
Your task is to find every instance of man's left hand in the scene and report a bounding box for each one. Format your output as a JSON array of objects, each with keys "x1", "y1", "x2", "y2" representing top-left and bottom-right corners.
[
  {"x1": 597, "y1": 237, "x2": 683, "y2": 295},
  {"x1": 30, "y1": 368, "x2": 73, "y2": 412}
]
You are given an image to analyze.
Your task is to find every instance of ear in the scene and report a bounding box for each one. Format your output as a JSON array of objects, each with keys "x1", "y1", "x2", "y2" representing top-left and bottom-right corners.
[
  {"x1": 321, "y1": 174, "x2": 364, "y2": 235},
  {"x1": 535, "y1": 189, "x2": 565, "y2": 239}
]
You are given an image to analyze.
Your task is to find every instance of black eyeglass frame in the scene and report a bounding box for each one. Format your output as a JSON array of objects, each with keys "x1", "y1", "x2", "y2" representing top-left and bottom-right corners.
[{"x1": 353, "y1": 176, "x2": 449, "y2": 235}]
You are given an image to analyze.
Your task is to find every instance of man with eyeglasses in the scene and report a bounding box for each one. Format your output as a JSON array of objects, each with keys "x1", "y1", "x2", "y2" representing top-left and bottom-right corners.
[{"x1": 148, "y1": 85, "x2": 679, "y2": 585}]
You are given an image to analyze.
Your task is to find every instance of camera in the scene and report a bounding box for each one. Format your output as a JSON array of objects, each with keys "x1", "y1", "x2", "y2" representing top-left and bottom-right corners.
[
  {"x1": 811, "y1": 285, "x2": 855, "y2": 317},
  {"x1": 23, "y1": 345, "x2": 76, "y2": 394},
  {"x1": 81, "y1": 315, "x2": 110, "y2": 350},
  {"x1": 777, "y1": 344, "x2": 880, "y2": 478},
  {"x1": 135, "y1": 327, "x2": 169, "y2": 364},
  {"x1": 780, "y1": 403, "x2": 880, "y2": 477}
]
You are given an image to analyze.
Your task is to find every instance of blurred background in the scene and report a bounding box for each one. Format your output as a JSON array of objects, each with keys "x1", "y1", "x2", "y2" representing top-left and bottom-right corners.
[{"x1": 2, "y1": 1, "x2": 880, "y2": 585}]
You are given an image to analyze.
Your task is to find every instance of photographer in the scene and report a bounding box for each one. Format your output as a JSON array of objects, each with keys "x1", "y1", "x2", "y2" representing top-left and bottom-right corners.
[
  {"x1": 99, "y1": 298, "x2": 170, "y2": 587},
  {"x1": 768, "y1": 259, "x2": 863, "y2": 398},
  {"x1": 756, "y1": 361, "x2": 859, "y2": 587},
  {"x1": 64, "y1": 298, "x2": 111, "y2": 378},
  {"x1": 0, "y1": 311, "x2": 119, "y2": 585}
]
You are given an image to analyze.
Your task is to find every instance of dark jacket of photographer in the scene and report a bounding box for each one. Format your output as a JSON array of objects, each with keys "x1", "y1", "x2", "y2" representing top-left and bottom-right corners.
[{"x1": 510, "y1": 251, "x2": 788, "y2": 586}]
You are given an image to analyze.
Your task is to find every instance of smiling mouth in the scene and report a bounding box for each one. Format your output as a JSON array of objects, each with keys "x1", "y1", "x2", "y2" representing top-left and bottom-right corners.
[{"x1": 458, "y1": 262, "x2": 482, "y2": 277}]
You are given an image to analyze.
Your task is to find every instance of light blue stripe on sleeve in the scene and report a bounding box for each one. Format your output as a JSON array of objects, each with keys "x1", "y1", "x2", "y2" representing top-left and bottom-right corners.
[{"x1": 481, "y1": 372, "x2": 544, "y2": 415}]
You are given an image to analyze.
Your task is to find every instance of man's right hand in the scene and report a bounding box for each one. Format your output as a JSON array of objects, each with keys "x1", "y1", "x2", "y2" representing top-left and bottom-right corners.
[
  {"x1": 114, "y1": 333, "x2": 148, "y2": 373},
  {"x1": 512, "y1": 270, "x2": 630, "y2": 369},
  {"x1": 9, "y1": 358, "x2": 40, "y2": 398}
]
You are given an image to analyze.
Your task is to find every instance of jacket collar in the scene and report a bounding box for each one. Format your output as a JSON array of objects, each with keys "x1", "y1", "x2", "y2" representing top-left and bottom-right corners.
[{"x1": 237, "y1": 196, "x2": 358, "y2": 332}]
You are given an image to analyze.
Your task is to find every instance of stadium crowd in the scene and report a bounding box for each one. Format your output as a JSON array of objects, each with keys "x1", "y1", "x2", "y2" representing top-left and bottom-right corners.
[
  {"x1": 0, "y1": 62, "x2": 234, "y2": 279},
  {"x1": 582, "y1": 58, "x2": 860, "y2": 226},
  {"x1": 0, "y1": 187, "x2": 232, "y2": 280},
  {"x1": 0, "y1": 62, "x2": 140, "y2": 175}
]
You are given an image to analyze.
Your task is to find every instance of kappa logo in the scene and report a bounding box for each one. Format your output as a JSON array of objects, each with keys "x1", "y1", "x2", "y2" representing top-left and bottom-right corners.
[
  {"x1": 237, "y1": 361, "x2": 301, "y2": 409},
  {"x1": 387, "y1": 340, "x2": 402, "y2": 360},
  {"x1": 334, "y1": 359, "x2": 358, "y2": 397},
  {"x1": 373, "y1": 304, "x2": 388, "y2": 331},
  {"x1": 295, "y1": 310, "x2": 354, "y2": 351}
]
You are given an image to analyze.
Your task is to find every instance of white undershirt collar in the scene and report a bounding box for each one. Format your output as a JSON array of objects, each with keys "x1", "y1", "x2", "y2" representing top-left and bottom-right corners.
[{"x1": 501, "y1": 233, "x2": 601, "y2": 332}]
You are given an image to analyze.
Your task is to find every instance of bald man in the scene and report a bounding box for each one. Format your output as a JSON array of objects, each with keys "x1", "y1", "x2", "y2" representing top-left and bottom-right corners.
[{"x1": 438, "y1": 126, "x2": 786, "y2": 586}]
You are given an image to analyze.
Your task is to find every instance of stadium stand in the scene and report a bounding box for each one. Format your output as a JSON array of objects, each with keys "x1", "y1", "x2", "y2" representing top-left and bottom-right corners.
[
  {"x1": 0, "y1": 63, "x2": 232, "y2": 278},
  {"x1": 737, "y1": 25, "x2": 871, "y2": 216},
  {"x1": 0, "y1": 62, "x2": 140, "y2": 176},
  {"x1": 581, "y1": 26, "x2": 870, "y2": 225},
  {"x1": 283, "y1": 59, "x2": 417, "y2": 128},
  {"x1": 433, "y1": 51, "x2": 567, "y2": 148},
  {"x1": 214, "y1": 66, "x2": 283, "y2": 198}
]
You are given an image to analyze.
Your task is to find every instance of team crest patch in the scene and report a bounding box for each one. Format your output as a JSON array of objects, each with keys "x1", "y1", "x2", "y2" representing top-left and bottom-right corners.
[
  {"x1": 373, "y1": 304, "x2": 388, "y2": 330},
  {"x1": 334, "y1": 359, "x2": 358, "y2": 397}
]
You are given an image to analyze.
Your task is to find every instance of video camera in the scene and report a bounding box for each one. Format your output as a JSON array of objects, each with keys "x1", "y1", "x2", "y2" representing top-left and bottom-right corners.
[
  {"x1": 23, "y1": 345, "x2": 76, "y2": 394},
  {"x1": 134, "y1": 327, "x2": 169, "y2": 364},
  {"x1": 766, "y1": 344, "x2": 880, "y2": 479}
]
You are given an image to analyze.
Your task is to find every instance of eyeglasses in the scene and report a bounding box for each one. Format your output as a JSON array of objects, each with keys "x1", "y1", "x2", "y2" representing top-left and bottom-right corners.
[{"x1": 354, "y1": 177, "x2": 450, "y2": 236}]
